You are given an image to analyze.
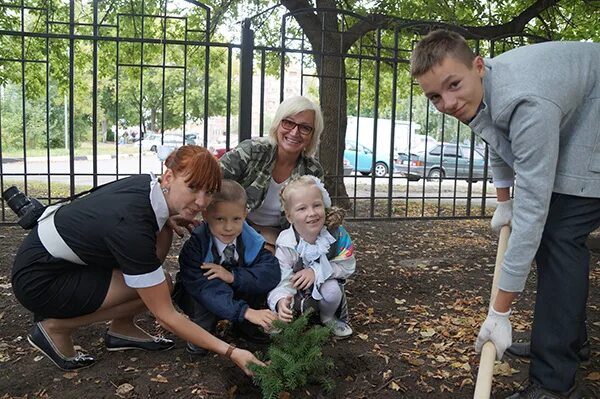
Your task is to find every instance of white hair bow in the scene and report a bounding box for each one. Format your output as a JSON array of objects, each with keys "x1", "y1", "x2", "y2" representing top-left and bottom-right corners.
[{"x1": 308, "y1": 176, "x2": 331, "y2": 208}]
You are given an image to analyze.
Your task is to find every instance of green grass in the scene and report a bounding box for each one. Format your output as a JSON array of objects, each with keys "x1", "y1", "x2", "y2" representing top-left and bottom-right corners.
[
  {"x1": 2, "y1": 179, "x2": 92, "y2": 203},
  {"x1": 2, "y1": 141, "x2": 143, "y2": 158}
]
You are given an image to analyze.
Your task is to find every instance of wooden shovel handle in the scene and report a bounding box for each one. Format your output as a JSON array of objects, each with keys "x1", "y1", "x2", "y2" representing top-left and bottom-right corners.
[{"x1": 473, "y1": 225, "x2": 511, "y2": 399}]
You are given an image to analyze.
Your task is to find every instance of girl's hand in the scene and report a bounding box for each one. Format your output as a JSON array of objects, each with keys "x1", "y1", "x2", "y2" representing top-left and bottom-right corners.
[
  {"x1": 230, "y1": 348, "x2": 266, "y2": 376},
  {"x1": 291, "y1": 268, "x2": 315, "y2": 290},
  {"x1": 245, "y1": 308, "x2": 279, "y2": 330},
  {"x1": 201, "y1": 263, "x2": 234, "y2": 284},
  {"x1": 276, "y1": 296, "x2": 294, "y2": 322}
]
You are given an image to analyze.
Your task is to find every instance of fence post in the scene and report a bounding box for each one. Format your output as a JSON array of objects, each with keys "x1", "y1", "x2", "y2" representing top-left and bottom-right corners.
[{"x1": 239, "y1": 18, "x2": 254, "y2": 142}]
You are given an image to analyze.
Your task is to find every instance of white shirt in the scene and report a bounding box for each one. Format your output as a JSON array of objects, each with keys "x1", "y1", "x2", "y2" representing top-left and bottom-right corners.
[{"x1": 247, "y1": 177, "x2": 287, "y2": 226}]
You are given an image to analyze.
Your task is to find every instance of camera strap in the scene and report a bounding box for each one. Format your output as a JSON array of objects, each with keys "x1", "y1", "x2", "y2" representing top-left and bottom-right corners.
[{"x1": 37, "y1": 204, "x2": 87, "y2": 265}]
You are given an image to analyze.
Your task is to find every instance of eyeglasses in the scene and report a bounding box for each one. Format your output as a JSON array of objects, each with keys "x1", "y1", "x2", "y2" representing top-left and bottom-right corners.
[{"x1": 280, "y1": 119, "x2": 314, "y2": 136}]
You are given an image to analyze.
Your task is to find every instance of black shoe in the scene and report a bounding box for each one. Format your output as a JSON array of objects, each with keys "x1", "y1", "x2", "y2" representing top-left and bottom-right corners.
[
  {"x1": 506, "y1": 341, "x2": 590, "y2": 363},
  {"x1": 105, "y1": 331, "x2": 175, "y2": 352},
  {"x1": 27, "y1": 322, "x2": 95, "y2": 371},
  {"x1": 186, "y1": 342, "x2": 209, "y2": 356},
  {"x1": 506, "y1": 383, "x2": 581, "y2": 399}
]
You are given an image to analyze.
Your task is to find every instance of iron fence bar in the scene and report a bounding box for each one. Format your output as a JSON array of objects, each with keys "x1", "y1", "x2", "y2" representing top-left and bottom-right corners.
[
  {"x1": 92, "y1": 0, "x2": 99, "y2": 187},
  {"x1": 133, "y1": 1, "x2": 145, "y2": 178},
  {"x1": 182, "y1": 10, "x2": 189, "y2": 149},
  {"x1": 238, "y1": 19, "x2": 253, "y2": 142},
  {"x1": 68, "y1": 0, "x2": 75, "y2": 194},
  {"x1": 369, "y1": 28, "x2": 382, "y2": 218},
  {"x1": 451, "y1": 122, "x2": 460, "y2": 217},
  {"x1": 0, "y1": 57, "x2": 47, "y2": 63},
  {"x1": 225, "y1": 46, "x2": 233, "y2": 149},
  {"x1": 0, "y1": 81, "x2": 4, "y2": 220},
  {"x1": 43, "y1": 4, "x2": 51, "y2": 204},
  {"x1": 159, "y1": 1, "x2": 167, "y2": 165},
  {"x1": 20, "y1": 1, "x2": 28, "y2": 197},
  {"x1": 278, "y1": 17, "x2": 285, "y2": 102},
  {"x1": 259, "y1": 48, "x2": 266, "y2": 138},
  {"x1": 0, "y1": 31, "x2": 241, "y2": 51},
  {"x1": 386, "y1": 27, "x2": 400, "y2": 218},
  {"x1": 202, "y1": 34, "x2": 209, "y2": 149}
]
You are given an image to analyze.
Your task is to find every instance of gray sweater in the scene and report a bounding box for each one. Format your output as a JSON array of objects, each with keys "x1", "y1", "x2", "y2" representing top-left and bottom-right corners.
[{"x1": 469, "y1": 41, "x2": 600, "y2": 292}]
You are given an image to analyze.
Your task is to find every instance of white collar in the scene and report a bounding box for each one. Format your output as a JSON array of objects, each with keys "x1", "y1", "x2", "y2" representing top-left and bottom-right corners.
[
  {"x1": 213, "y1": 236, "x2": 238, "y2": 261},
  {"x1": 149, "y1": 172, "x2": 169, "y2": 231},
  {"x1": 296, "y1": 227, "x2": 336, "y2": 264}
]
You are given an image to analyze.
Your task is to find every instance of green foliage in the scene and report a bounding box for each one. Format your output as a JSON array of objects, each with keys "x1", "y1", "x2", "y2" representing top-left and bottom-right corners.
[
  {"x1": 249, "y1": 313, "x2": 335, "y2": 399},
  {"x1": 0, "y1": 0, "x2": 236, "y2": 151}
]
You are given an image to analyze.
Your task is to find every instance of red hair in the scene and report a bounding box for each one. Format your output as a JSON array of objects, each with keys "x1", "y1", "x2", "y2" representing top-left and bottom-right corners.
[{"x1": 164, "y1": 145, "x2": 222, "y2": 193}]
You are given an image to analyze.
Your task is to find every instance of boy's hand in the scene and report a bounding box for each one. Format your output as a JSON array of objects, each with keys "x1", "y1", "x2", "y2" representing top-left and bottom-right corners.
[
  {"x1": 201, "y1": 263, "x2": 234, "y2": 284},
  {"x1": 245, "y1": 308, "x2": 278, "y2": 330},
  {"x1": 276, "y1": 296, "x2": 294, "y2": 322},
  {"x1": 291, "y1": 268, "x2": 315, "y2": 290},
  {"x1": 167, "y1": 215, "x2": 201, "y2": 237}
]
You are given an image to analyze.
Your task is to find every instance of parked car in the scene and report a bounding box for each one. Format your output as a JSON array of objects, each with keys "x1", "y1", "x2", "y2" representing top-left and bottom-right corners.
[
  {"x1": 211, "y1": 147, "x2": 228, "y2": 159},
  {"x1": 396, "y1": 143, "x2": 493, "y2": 182},
  {"x1": 342, "y1": 158, "x2": 353, "y2": 176},
  {"x1": 141, "y1": 133, "x2": 196, "y2": 152},
  {"x1": 344, "y1": 141, "x2": 394, "y2": 177}
]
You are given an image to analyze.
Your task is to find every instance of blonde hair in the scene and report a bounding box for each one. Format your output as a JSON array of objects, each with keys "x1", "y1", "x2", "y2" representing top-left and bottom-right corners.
[
  {"x1": 164, "y1": 145, "x2": 221, "y2": 193},
  {"x1": 411, "y1": 30, "x2": 476, "y2": 78},
  {"x1": 268, "y1": 95, "x2": 324, "y2": 157},
  {"x1": 207, "y1": 179, "x2": 247, "y2": 210},
  {"x1": 280, "y1": 175, "x2": 345, "y2": 230}
]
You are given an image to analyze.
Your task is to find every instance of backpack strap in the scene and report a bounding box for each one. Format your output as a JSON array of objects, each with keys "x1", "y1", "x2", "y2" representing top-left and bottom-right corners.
[{"x1": 326, "y1": 226, "x2": 340, "y2": 260}]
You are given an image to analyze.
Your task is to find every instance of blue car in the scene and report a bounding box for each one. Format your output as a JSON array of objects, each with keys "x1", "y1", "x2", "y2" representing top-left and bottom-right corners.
[{"x1": 344, "y1": 141, "x2": 392, "y2": 177}]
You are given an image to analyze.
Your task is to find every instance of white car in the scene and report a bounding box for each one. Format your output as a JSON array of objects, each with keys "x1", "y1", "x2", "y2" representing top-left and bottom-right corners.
[{"x1": 141, "y1": 133, "x2": 197, "y2": 152}]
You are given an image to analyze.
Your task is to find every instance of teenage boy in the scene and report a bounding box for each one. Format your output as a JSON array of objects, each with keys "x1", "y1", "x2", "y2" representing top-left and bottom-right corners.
[
  {"x1": 175, "y1": 180, "x2": 280, "y2": 354},
  {"x1": 411, "y1": 30, "x2": 600, "y2": 399}
]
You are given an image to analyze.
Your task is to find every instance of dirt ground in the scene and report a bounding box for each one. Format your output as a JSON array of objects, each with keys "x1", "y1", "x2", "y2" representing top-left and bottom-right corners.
[{"x1": 0, "y1": 219, "x2": 599, "y2": 399}]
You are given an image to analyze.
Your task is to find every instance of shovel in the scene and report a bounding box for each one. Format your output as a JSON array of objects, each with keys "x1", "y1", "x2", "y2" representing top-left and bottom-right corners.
[{"x1": 473, "y1": 225, "x2": 511, "y2": 399}]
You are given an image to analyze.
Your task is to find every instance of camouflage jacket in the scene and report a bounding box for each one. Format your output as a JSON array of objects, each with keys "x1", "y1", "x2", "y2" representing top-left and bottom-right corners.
[{"x1": 219, "y1": 137, "x2": 324, "y2": 228}]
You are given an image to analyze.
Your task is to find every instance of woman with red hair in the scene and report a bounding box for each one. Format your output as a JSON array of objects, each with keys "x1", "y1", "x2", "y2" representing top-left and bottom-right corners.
[{"x1": 11, "y1": 145, "x2": 263, "y2": 375}]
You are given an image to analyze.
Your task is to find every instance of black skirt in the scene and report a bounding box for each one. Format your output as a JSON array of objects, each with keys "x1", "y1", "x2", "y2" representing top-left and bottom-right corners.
[{"x1": 11, "y1": 227, "x2": 112, "y2": 321}]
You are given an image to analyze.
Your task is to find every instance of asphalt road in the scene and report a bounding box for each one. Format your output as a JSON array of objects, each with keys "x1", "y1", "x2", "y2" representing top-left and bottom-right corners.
[{"x1": 1, "y1": 152, "x2": 497, "y2": 206}]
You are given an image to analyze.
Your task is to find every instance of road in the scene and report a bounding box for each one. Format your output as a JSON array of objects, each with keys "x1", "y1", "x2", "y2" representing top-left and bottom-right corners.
[
  {"x1": 2, "y1": 152, "x2": 164, "y2": 186},
  {"x1": 1, "y1": 153, "x2": 497, "y2": 207}
]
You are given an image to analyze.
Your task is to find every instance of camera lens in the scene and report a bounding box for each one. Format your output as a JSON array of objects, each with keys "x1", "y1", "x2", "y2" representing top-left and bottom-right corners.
[{"x1": 2, "y1": 186, "x2": 31, "y2": 217}]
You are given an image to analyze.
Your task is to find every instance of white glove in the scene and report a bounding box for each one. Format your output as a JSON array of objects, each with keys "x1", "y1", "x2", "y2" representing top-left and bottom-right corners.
[
  {"x1": 475, "y1": 307, "x2": 512, "y2": 360},
  {"x1": 491, "y1": 199, "x2": 512, "y2": 233}
]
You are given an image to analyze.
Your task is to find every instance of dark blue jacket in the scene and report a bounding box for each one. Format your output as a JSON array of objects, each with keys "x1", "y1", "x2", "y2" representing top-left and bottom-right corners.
[{"x1": 178, "y1": 222, "x2": 280, "y2": 323}]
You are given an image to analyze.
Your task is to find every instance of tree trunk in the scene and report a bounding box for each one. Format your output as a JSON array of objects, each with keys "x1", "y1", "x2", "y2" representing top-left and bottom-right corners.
[{"x1": 315, "y1": 39, "x2": 351, "y2": 209}]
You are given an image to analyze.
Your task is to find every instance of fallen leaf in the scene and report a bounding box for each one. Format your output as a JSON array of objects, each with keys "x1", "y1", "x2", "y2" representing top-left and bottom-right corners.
[
  {"x1": 357, "y1": 333, "x2": 369, "y2": 340},
  {"x1": 150, "y1": 374, "x2": 168, "y2": 383},
  {"x1": 408, "y1": 358, "x2": 425, "y2": 366},
  {"x1": 585, "y1": 372, "x2": 600, "y2": 381},
  {"x1": 420, "y1": 328, "x2": 436, "y2": 337},
  {"x1": 116, "y1": 383, "x2": 134, "y2": 396},
  {"x1": 389, "y1": 381, "x2": 402, "y2": 391}
]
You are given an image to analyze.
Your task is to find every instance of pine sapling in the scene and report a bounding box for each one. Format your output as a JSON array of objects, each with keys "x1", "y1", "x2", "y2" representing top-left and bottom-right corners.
[{"x1": 249, "y1": 311, "x2": 334, "y2": 399}]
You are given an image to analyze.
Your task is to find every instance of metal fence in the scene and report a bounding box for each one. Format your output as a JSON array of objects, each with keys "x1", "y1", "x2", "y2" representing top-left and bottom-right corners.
[{"x1": 0, "y1": 1, "x2": 518, "y2": 224}]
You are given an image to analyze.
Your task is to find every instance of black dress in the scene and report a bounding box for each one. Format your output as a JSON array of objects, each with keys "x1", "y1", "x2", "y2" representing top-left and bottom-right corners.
[{"x1": 11, "y1": 174, "x2": 167, "y2": 321}]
